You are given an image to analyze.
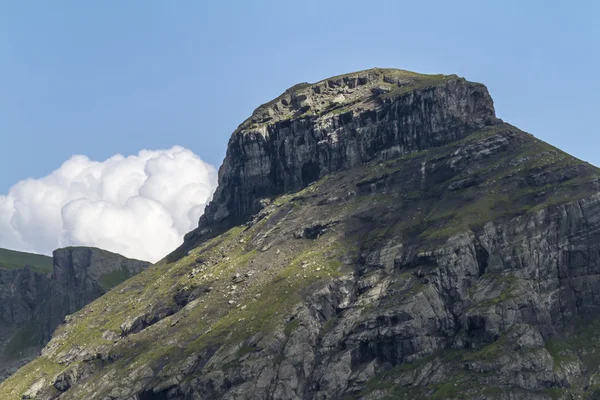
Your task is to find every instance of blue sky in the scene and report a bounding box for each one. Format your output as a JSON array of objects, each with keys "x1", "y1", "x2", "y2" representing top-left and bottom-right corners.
[{"x1": 1, "y1": 0, "x2": 599, "y2": 193}]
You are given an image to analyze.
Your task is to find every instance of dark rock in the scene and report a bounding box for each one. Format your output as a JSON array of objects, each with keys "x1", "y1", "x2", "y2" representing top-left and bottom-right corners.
[
  {"x1": 120, "y1": 313, "x2": 147, "y2": 336},
  {"x1": 0, "y1": 247, "x2": 149, "y2": 381},
  {"x1": 186, "y1": 68, "x2": 496, "y2": 242},
  {"x1": 448, "y1": 176, "x2": 478, "y2": 191},
  {"x1": 294, "y1": 223, "x2": 334, "y2": 239}
]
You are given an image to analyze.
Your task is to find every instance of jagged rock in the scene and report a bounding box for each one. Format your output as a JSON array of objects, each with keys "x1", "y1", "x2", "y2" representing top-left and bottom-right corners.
[
  {"x1": 22, "y1": 378, "x2": 45, "y2": 399},
  {"x1": 101, "y1": 330, "x2": 119, "y2": 342},
  {"x1": 188, "y1": 68, "x2": 497, "y2": 241},
  {"x1": 294, "y1": 223, "x2": 333, "y2": 239},
  {"x1": 120, "y1": 314, "x2": 147, "y2": 336}
]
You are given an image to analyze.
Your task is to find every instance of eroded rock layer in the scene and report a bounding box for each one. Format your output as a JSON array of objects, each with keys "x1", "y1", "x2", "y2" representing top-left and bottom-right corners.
[{"x1": 193, "y1": 69, "x2": 496, "y2": 235}]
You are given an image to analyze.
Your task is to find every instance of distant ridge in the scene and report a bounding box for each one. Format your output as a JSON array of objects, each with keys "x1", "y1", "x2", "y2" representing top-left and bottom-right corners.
[
  {"x1": 0, "y1": 246, "x2": 151, "y2": 384},
  {"x1": 0, "y1": 248, "x2": 52, "y2": 273}
]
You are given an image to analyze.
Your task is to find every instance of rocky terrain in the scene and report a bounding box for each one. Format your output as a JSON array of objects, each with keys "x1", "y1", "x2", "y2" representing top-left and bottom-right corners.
[
  {"x1": 3, "y1": 68, "x2": 600, "y2": 399},
  {"x1": 0, "y1": 247, "x2": 150, "y2": 383}
]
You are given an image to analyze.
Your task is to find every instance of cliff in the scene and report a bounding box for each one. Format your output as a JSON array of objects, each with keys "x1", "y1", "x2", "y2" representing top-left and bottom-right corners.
[
  {"x1": 0, "y1": 247, "x2": 150, "y2": 382},
  {"x1": 4, "y1": 68, "x2": 600, "y2": 399},
  {"x1": 190, "y1": 68, "x2": 496, "y2": 238}
]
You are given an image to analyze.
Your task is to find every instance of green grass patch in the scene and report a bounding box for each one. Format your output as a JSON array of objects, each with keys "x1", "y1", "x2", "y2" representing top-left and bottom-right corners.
[
  {"x1": 237, "y1": 345, "x2": 257, "y2": 357},
  {"x1": 0, "y1": 248, "x2": 53, "y2": 273},
  {"x1": 0, "y1": 357, "x2": 63, "y2": 399},
  {"x1": 2, "y1": 323, "x2": 42, "y2": 361},
  {"x1": 545, "y1": 338, "x2": 578, "y2": 369},
  {"x1": 98, "y1": 266, "x2": 134, "y2": 290},
  {"x1": 431, "y1": 382, "x2": 466, "y2": 399},
  {"x1": 543, "y1": 388, "x2": 570, "y2": 400},
  {"x1": 462, "y1": 333, "x2": 508, "y2": 362}
]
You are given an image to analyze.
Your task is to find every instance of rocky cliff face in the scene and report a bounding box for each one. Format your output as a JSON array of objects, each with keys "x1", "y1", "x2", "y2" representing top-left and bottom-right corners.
[
  {"x1": 4, "y1": 68, "x2": 600, "y2": 400},
  {"x1": 0, "y1": 266, "x2": 50, "y2": 381},
  {"x1": 0, "y1": 247, "x2": 150, "y2": 382},
  {"x1": 191, "y1": 69, "x2": 496, "y2": 237}
]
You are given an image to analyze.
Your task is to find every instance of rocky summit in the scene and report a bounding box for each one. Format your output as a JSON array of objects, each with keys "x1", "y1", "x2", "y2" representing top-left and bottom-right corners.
[
  {"x1": 0, "y1": 247, "x2": 150, "y2": 384},
  {"x1": 3, "y1": 68, "x2": 600, "y2": 399}
]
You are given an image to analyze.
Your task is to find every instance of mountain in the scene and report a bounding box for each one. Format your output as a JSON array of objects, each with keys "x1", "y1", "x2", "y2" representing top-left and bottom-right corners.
[
  {"x1": 0, "y1": 247, "x2": 150, "y2": 383},
  {"x1": 3, "y1": 68, "x2": 600, "y2": 399}
]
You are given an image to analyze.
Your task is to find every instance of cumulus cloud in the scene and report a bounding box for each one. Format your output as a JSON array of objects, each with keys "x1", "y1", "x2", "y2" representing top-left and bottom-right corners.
[{"x1": 0, "y1": 146, "x2": 217, "y2": 262}]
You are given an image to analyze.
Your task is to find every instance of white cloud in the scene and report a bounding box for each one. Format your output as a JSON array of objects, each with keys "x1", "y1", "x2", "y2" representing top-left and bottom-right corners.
[{"x1": 0, "y1": 146, "x2": 217, "y2": 262}]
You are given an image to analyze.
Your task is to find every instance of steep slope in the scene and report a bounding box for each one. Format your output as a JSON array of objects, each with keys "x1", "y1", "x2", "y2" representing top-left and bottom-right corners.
[
  {"x1": 3, "y1": 68, "x2": 600, "y2": 399},
  {"x1": 0, "y1": 247, "x2": 150, "y2": 383}
]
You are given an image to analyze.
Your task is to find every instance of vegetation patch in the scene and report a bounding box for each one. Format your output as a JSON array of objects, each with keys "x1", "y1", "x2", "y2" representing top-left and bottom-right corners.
[
  {"x1": 2, "y1": 323, "x2": 42, "y2": 361},
  {"x1": 98, "y1": 266, "x2": 134, "y2": 290},
  {"x1": 543, "y1": 388, "x2": 570, "y2": 400},
  {"x1": 284, "y1": 319, "x2": 300, "y2": 337},
  {"x1": 545, "y1": 338, "x2": 578, "y2": 369},
  {"x1": 0, "y1": 357, "x2": 63, "y2": 399},
  {"x1": 0, "y1": 248, "x2": 53, "y2": 273}
]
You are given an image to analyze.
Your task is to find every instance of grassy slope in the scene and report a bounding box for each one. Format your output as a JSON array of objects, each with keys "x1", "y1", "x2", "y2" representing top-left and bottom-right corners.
[
  {"x1": 2, "y1": 124, "x2": 600, "y2": 398},
  {"x1": 0, "y1": 248, "x2": 53, "y2": 273},
  {"x1": 98, "y1": 267, "x2": 135, "y2": 291},
  {"x1": 1, "y1": 323, "x2": 43, "y2": 362}
]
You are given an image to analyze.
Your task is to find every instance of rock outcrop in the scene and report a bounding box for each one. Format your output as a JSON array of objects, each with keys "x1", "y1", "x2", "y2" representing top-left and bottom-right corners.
[
  {"x1": 5, "y1": 68, "x2": 600, "y2": 399},
  {"x1": 0, "y1": 247, "x2": 150, "y2": 382},
  {"x1": 191, "y1": 69, "x2": 497, "y2": 237}
]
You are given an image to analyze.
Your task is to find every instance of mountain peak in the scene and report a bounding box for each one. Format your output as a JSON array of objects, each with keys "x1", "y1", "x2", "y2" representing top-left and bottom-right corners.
[
  {"x1": 242, "y1": 68, "x2": 468, "y2": 131},
  {"x1": 187, "y1": 69, "x2": 498, "y2": 247}
]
